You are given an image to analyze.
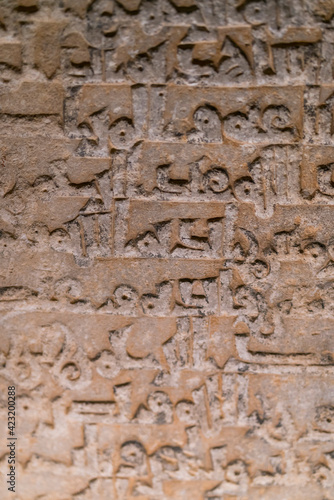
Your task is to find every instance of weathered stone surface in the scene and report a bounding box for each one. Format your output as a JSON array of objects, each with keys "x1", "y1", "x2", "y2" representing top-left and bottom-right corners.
[{"x1": 1, "y1": 0, "x2": 334, "y2": 498}]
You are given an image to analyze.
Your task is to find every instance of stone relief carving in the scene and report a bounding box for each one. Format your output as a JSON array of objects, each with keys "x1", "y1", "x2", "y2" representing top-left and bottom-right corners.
[{"x1": 1, "y1": 0, "x2": 334, "y2": 498}]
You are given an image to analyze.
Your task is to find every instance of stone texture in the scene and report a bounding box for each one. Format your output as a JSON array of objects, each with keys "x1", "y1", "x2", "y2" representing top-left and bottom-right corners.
[{"x1": 0, "y1": 0, "x2": 334, "y2": 498}]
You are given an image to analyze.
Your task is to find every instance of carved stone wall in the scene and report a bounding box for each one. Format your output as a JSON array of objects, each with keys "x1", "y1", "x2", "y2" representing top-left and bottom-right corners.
[{"x1": 1, "y1": 0, "x2": 334, "y2": 498}]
